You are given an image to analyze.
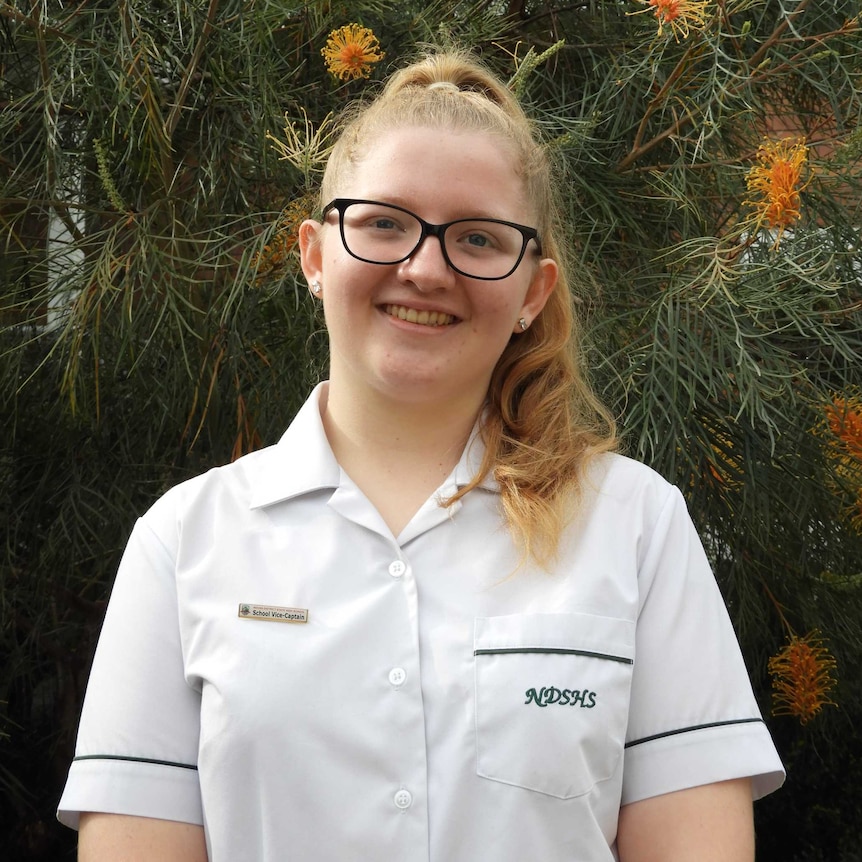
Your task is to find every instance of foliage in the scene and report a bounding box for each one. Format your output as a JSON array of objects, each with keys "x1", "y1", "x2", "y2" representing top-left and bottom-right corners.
[{"x1": 2, "y1": 0, "x2": 861, "y2": 857}]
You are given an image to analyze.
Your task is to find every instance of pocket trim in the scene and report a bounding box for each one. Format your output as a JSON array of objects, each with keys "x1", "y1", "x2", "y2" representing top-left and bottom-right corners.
[{"x1": 474, "y1": 647, "x2": 633, "y2": 665}]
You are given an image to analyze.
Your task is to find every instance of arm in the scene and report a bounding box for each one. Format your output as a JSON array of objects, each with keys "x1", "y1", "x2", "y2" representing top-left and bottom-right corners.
[
  {"x1": 59, "y1": 514, "x2": 205, "y2": 838},
  {"x1": 79, "y1": 812, "x2": 208, "y2": 862},
  {"x1": 617, "y1": 778, "x2": 754, "y2": 862}
]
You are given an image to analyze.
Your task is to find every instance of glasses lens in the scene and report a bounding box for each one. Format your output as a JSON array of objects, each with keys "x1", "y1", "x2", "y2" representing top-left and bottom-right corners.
[
  {"x1": 443, "y1": 219, "x2": 527, "y2": 279},
  {"x1": 340, "y1": 202, "x2": 422, "y2": 264},
  {"x1": 339, "y1": 202, "x2": 529, "y2": 279}
]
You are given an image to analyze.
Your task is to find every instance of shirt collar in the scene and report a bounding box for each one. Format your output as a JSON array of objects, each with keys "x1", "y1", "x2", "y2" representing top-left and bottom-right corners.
[
  {"x1": 249, "y1": 382, "x2": 498, "y2": 510},
  {"x1": 249, "y1": 383, "x2": 341, "y2": 509},
  {"x1": 451, "y1": 421, "x2": 498, "y2": 494}
]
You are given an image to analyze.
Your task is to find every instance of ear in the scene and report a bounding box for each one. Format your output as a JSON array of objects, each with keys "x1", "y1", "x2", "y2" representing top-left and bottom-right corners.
[
  {"x1": 298, "y1": 219, "x2": 324, "y2": 285},
  {"x1": 516, "y1": 257, "x2": 558, "y2": 331}
]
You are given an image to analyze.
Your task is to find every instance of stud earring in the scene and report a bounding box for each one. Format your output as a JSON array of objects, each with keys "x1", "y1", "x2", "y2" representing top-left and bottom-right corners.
[
  {"x1": 518, "y1": 317, "x2": 528, "y2": 332},
  {"x1": 311, "y1": 281, "x2": 321, "y2": 295}
]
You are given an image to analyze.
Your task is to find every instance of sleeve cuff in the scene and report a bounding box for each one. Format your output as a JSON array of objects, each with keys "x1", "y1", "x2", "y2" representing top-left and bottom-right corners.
[
  {"x1": 57, "y1": 756, "x2": 203, "y2": 829},
  {"x1": 620, "y1": 719, "x2": 785, "y2": 805}
]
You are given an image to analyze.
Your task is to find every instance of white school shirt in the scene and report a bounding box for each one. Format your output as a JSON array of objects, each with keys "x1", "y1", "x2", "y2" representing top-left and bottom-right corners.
[{"x1": 58, "y1": 383, "x2": 784, "y2": 861}]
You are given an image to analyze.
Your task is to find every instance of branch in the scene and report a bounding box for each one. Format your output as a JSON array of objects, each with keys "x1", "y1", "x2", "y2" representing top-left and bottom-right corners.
[
  {"x1": 164, "y1": 0, "x2": 220, "y2": 143},
  {"x1": 0, "y1": 0, "x2": 94, "y2": 46},
  {"x1": 30, "y1": 1, "x2": 56, "y2": 195},
  {"x1": 50, "y1": 200, "x2": 86, "y2": 244},
  {"x1": 617, "y1": 109, "x2": 690, "y2": 173},
  {"x1": 616, "y1": 0, "x2": 816, "y2": 173},
  {"x1": 520, "y1": 1, "x2": 593, "y2": 26},
  {"x1": 628, "y1": 42, "x2": 702, "y2": 162},
  {"x1": 159, "y1": 0, "x2": 219, "y2": 192},
  {"x1": 747, "y1": 0, "x2": 814, "y2": 71}
]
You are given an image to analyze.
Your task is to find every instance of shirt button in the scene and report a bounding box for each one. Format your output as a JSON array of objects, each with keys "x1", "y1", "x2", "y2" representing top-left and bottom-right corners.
[
  {"x1": 393, "y1": 789, "x2": 413, "y2": 810},
  {"x1": 388, "y1": 560, "x2": 406, "y2": 579},
  {"x1": 388, "y1": 667, "x2": 407, "y2": 687}
]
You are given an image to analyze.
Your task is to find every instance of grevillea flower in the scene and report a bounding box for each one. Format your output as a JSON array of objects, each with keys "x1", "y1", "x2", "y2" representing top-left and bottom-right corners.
[
  {"x1": 743, "y1": 138, "x2": 811, "y2": 247},
  {"x1": 266, "y1": 109, "x2": 336, "y2": 177},
  {"x1": 321, "y1": 24, "x2": 385, "y2": 81},
  {"x1": 820, "y1": 393, "x2": 862, "y2": 531},
  {"x1": 703, "y1": 428, "x2": 742, "y2": 497},
  {"x1": 768, "y1": 631, "x2": 837, "y2": 724},
  {"x1": 630, "y1": 0, "x2": 712, "y2": 41},
  {"x1": 251, "y1": 193, "x2": 316, "y2": 284},
  {"x1": 824, "y1": 395, "x2": 862, "y2": 461}
]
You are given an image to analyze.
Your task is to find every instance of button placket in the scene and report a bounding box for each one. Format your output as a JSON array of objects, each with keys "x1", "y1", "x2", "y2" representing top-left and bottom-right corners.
[{"x1": 379, "y1": 548, "x2": 424, "y2": 836}]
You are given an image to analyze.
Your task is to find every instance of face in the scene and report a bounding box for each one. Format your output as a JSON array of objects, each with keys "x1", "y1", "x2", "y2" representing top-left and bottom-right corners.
[{"x1": 299, "y1": 126, "x2": 557, "y2": 412}]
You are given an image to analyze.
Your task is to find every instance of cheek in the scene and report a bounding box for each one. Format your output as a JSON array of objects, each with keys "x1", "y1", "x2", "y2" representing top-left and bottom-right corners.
[
  {"x1": 318, "y1": 227, "x2": 348, "y2": 272},
  {"x1": 470, "y1": 283, "x2": 527, "y2": 323}
]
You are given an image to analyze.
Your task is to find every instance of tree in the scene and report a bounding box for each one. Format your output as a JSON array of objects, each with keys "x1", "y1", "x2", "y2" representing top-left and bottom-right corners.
[{"x1": 2, "y1": 1, "x2": 861, "y2": 857}]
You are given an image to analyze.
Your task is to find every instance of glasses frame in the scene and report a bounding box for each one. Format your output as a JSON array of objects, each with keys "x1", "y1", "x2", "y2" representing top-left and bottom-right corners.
[{"x1": 321, "y1": 198, "x2": 543, "y2": 281}]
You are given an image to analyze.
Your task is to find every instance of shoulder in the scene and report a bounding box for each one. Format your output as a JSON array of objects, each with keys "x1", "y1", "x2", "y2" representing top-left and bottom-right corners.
[
  {"x1": 151, "y1": 443, "x2": 281, "y2": 519},
  {"x1": 142, "y1": 384, "x2": 334, "y2": 532},
  {"x1": 568, "y1": 452, "x2": 697, "y2": 574},
  {"x1": 182, "y1": 442, "x2": 283, "y2": 502},
  {"x1": 130, "y1": 444, "x2": 282, "y2": 554},
  {"x1": 582, "y1": 452, "x2": 680, "y2": 518}
]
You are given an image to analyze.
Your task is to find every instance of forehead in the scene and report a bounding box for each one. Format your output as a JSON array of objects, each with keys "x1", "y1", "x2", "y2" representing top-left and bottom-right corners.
[{"x1": 336, "y1": 126, "x2": 530, "y2": 218}]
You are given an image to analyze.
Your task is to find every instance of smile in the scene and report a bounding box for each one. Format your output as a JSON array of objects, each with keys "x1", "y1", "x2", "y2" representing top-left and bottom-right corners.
[{"x1": 384, "y1": 304, "x2": 456, "y2": 327}]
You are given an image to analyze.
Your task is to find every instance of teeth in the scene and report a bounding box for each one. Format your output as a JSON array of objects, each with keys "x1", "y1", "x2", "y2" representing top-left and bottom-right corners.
[{"x1": 385, "y1": 305, "x2": 454, "y2": 327}]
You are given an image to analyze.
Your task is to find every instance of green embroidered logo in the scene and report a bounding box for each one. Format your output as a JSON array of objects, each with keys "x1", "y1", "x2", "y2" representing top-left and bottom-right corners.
[
  {"x1": 240, "y1": 604, "x2": 251, "y2": 616},
  {"x1": 524, "y1": 687, "x2": 597, "y2": 708}
]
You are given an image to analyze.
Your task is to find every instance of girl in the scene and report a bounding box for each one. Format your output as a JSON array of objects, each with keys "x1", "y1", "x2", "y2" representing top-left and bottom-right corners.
[{"x1": 60, "y1": 50, "x2": 783, "y2": 861}]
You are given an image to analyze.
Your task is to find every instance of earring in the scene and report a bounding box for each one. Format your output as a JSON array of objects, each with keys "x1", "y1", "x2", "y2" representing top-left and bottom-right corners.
[
  {"x1": 518, "y1": 317, "x2": 528, "y2": 332},
  {"x1": 311, "y1": 281, "x2": 321, "y2": 295}
]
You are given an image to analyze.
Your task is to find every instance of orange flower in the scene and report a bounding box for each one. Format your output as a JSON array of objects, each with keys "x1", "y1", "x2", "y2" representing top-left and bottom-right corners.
[
  {"x1": 768, "y1": 631, "x2": 837, "y2": 724},
  {"x1": 251, "y1": 194, "x2": 316, "y2": 284},
  {"x1": 703, "y1": 429, "x2": 742, "y2": 497},
  {"x1": 824, "y1": 395, "x2": 862, "y2": 461},
  {"x1": 743, "y1": 138, "x2": 811, "y2": 247},
  {"x1": 819, "y1": 393, "x2": 862, "y2": 532},
  {"x1": 321, "y1": 24, "x2": 385, "y2": 81},
  {"x1": 853, "y1": 489, "x2": 862, "y2": 533},
  {"x1": 631, "y1": 0, "x2": 712, "y2": 41}
]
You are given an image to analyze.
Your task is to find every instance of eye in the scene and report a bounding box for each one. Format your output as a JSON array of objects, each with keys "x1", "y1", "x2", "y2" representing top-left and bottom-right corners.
[
  {"x1": 452, "y1": 223, "x2": 506, "y2": 254},
  {"x1": 344, "y1": 203, "x2": 413, "y2": 235},
  {"x1": 369, "y1": 216, "x2": 400, "y2": 231}
]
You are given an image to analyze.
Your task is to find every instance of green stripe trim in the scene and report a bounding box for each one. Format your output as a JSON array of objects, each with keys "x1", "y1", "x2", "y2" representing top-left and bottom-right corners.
[
  {"x1": 625, "y1": 717, "x2": 764, "y2": 749},
  {"x1": 474, "y1": 647, "x2": 633, "y2": 665},
  {"x1": 74, "y1": 754, "x2": 198, "y2": 771}
]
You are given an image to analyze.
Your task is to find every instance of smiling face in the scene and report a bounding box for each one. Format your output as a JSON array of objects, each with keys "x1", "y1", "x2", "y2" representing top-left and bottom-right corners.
[{"x1": 299, "y1": 126, "x2": 557, "y2": 413}]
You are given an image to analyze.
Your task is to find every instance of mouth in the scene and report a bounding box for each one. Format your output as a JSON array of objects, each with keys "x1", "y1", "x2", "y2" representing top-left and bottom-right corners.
[{"x1": 383, "y1": 304, "x2": 456, "y2": 327}]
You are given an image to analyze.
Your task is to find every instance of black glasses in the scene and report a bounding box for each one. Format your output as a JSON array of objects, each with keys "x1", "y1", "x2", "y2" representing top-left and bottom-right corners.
[{"x1": 322, "y1": 198, "x2": 542, "y2": 281}]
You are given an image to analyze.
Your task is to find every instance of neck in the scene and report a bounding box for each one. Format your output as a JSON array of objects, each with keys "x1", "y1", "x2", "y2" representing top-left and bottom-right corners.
[
  {"x1": 320, "y1": 379, "x2": 483, "y2": 535},
  {"x1": 323, "y1": 377, "x2": 481, "y2": 468}
]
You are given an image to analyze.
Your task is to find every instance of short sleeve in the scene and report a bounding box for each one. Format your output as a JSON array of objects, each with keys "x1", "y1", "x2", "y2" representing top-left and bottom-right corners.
[
  {"x1": 57, "y1": 512, "x2": 203, "y2": 828},
  {"x1": 621, "y1": 485, "x2": 784, "y2": 805}
]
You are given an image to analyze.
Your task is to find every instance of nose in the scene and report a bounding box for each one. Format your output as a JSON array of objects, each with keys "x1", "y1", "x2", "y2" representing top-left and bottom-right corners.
[{"x1": 397, "y1": 231, "x2": 456, "y2": 291}]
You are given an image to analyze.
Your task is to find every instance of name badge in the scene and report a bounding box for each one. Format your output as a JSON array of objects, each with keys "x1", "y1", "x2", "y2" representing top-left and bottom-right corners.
[{"x1": 238, "y1": 603, "x2": 309, "y2": 623}]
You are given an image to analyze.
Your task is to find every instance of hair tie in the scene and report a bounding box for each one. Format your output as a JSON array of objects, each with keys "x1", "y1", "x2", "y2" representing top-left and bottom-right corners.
[{"x1": 427, "y1": 81, "x2": 461, "y2": 93}]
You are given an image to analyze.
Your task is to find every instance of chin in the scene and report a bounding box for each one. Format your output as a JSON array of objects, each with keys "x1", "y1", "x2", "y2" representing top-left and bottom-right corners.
[{"x1": 372, "y1": 367, "x2": 487, "y2": 409}]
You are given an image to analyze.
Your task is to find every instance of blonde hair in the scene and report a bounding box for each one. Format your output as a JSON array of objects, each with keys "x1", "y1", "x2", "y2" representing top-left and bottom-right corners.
[{"x1": 320, "y1": 50, "x2": 617, "y2": 566}]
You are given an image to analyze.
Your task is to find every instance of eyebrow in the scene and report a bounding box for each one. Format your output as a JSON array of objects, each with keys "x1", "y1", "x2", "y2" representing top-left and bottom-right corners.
[{"x1": 357, "y1": 197, "x2": 524, "y2": 222}]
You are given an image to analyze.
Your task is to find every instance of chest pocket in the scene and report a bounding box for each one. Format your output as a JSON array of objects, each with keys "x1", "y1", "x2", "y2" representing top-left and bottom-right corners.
[{"x1": 474, "y1": 612, "x2": 635, "y2": 799}]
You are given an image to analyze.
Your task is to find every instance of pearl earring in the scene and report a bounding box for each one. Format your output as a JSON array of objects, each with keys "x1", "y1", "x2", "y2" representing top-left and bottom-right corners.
[{"x1": 518, "y1": 317, "x2": 528, "y2": 332}]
